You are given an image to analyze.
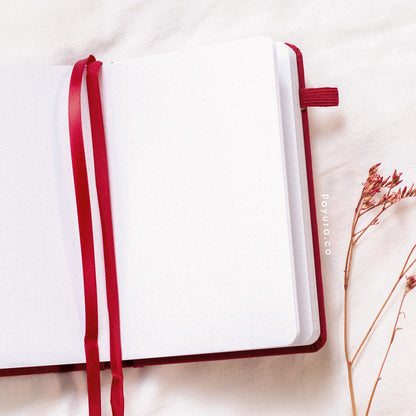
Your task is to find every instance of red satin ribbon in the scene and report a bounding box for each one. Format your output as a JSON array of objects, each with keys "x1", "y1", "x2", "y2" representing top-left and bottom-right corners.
[
  {"x1": 68, "y1": 55, "x2": 102, "y2": 416},
  {"x1": 68, "y1": 57, "x2": 124, "y2": 416},
  {"x1": 86, "y1": 61, "x2": 124, "y2": 416}
]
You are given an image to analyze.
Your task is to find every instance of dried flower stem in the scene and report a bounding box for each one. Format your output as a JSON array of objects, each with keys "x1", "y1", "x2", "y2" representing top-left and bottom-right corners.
[
  {"x1": 364, "y1": 290, "x2": 407, "y2": 416},
  {"x1": 343, "y1": 193, "x2": 389, "y2": 415},
  {"x1": 351, "y1": 245, "x2": 416, "y2": 365},
  {"x1": 344, "y1": 213, "x2": 359, "y2": 415},
  {"x1": 350, "y1": 279, "x2": 400, "y2": 366}
]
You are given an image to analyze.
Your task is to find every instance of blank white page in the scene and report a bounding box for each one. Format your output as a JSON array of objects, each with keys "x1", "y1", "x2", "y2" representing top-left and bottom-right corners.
[
  {"x1": 0, "y1": 67, "x2": 111, "y2": 369},
  {"x1": 0, "y1": 66, "x2": 88, "y2": 368},
  {"x1": 101, "y1": 37, "x2": 299, "y2": 359}
]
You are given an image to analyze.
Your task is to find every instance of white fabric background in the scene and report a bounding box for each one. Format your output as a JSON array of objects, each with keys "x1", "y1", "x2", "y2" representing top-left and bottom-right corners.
[{"x1": 1, "y1": 1, "x2": 416, "y2": 415}]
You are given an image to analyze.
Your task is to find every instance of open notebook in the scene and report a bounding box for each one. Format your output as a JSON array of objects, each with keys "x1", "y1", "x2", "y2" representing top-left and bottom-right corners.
[{"x1": 0, "y1": 37, "x2": 336, "y2": 373}]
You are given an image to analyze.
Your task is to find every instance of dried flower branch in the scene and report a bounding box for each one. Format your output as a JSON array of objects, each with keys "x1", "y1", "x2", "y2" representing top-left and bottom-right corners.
[{"x1": 344, "y1": 164, "x2": 416, "y2": 415}]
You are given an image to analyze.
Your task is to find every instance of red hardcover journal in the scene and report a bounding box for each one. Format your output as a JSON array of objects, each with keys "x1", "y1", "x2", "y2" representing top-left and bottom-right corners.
[{"x1": 0, "y1": 38, "x2": 338, "y2": 414}]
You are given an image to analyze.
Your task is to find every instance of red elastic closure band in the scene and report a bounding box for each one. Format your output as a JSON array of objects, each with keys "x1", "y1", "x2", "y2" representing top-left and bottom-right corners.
[
  {"x1": 69, "y1": 57, "x2": 124, "y2": 416},
  {"x1": 299, "y1": 87, "x2": 339, "y2": 107}
]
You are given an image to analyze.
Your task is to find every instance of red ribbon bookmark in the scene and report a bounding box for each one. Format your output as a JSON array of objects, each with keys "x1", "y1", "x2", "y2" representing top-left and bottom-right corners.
[
  {"x1": 68, "y1": 56, "x2": 102, "y2": 416},
  {"x1": 68, "y1": 57, "x2": 124, "y2": 416},
  {"x1": 87, "y1": 61, "x2": 124, "y2": 416}
]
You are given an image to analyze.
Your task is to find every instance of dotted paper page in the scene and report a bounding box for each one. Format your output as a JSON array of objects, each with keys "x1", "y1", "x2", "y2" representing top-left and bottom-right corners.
[
  {"x1": 101, "y1": 37, "x2": 300, "y2": 358},
  {"x1": 0, "y1": 66, "x2": 89, "y2": 367}
]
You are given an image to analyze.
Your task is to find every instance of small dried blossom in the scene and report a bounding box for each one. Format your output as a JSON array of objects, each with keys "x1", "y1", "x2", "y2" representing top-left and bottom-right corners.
[
  {"x1": 381, "y1": 192, "x2": 402, "y2": 205},
  {"x1": 362, "y1": 163, "x2": 383, "y2": 195},
  {"x1": 361, "y1": 164, "x2": 416, "y2": 211},
  {"x1": 405, "y1": 275, "x2": 416, "y2": 293}
]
